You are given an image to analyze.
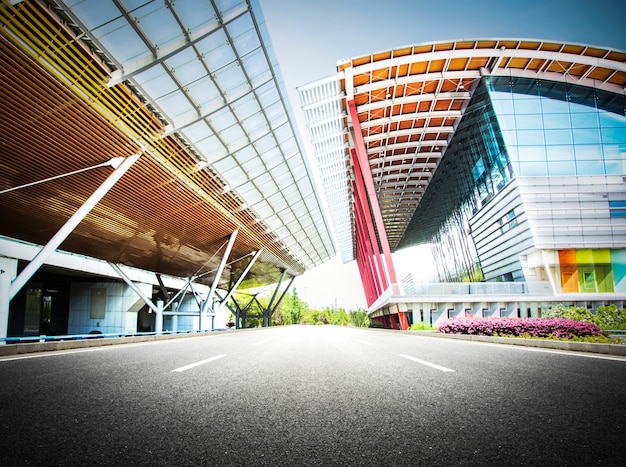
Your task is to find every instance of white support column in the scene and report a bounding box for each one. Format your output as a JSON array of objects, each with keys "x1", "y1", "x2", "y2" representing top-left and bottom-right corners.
[
  {"x1": 0, "y1": 258, "x2": 17, "y2": 344},
  {"x1": 9, "y1": 154, "x2": 141, "y2": 300},
  {"x1": 155, "y1": 300, "x2": 164, "y2": 334},
  {"x1": 200, "y1": 230, "x2": 238, "y2": 330}
]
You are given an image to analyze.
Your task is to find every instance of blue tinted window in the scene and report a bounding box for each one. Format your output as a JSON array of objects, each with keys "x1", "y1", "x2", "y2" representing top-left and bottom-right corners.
[
  {"x1": 575, "y1": 145, "x2": 602, "y2": 160},
  {"x1": 541, "y1": 98, "x2": 568, "y2": 114},
  {"x1": 497, "y1": 114, "x2": 516, "y2": 130},
  {"x1": 605, "y1": 160, "x2": 625, "y2": 175},
  {"x1": 571, "y1": 112, "x2": 599, "y2": 128},
  {"x1": 545, "y1": 129, "x2": 573, "y2": 145},
  {"x1": 601, "y1": 127, "x2": 626, "y2": 144},
  {"x1": 515, "y1": 114, "x2": 540, "y2": 130},
  {"x1": 546, "y1": 145, "x2": 574, "y2": 161},
  {"x1": 492, "y1": 99, "x2": 515, "y2": 114},
  {"x1": 576, "y1": 160, "x2": 604, "y2": 175},
  {"x1": 548, "y1": 161, "x2": 576, "y2": 175},
  {"x1": 518, "y1": 161, "x2": 548, "y2": 176},
  {"x1": 599, "y1": 112, "x2": 626, "y2": 128},
  {"x1": 542, "y1": 113, "x2": 571, "y2": 129},
  {"x1": 518, "y1": 146, "x2": 546, "y2": 161},
  {"x1": 572, "y1": 128, "x2": 601, "y2": 145},
  {"x1": 514, "y1": 98, "x2": 542, "y2": 114},
  {"x1": 517, "y1": 130, "x2": 545, "y2": 146}
]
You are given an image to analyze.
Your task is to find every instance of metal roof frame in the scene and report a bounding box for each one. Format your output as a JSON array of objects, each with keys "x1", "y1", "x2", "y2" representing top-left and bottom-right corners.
[{"x1": 298, "y1": 38, "x2": 626, "y2": 262}]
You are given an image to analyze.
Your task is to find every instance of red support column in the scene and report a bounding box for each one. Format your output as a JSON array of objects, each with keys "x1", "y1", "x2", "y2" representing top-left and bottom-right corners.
[
  {"x1": 352, "y1": 150, "x2": 387, "y2": 295},
  {"x1": 389, "y1": 313, "x2": 399, "y2": 330},
  {"x1": 348, "y1": 101, "x2": 409, "y2": 330}
]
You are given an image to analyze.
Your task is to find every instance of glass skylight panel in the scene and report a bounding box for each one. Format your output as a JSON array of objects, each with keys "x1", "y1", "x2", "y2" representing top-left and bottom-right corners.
[
  {"x1": 171, "y1": 0, "x2": 219, "y2": 32},
  {"x1": 194, "y1": 133, "x2": 228, "y2": 161},
  {"x1": 197, "y1": 31, "x2": 238, "y2": 71},
  {"x1": 218, "y1": 124, "x2": 248, "y2": 152},
  {"x1": 260, "y1": 146, "x2": 282, "y2": 169},
  {"x1": 231, "y1": 94, "x2": 261, "y2": 121},
  {"x1": 214, "y1": 0, "x2": 248, "y2": 18},
  {"x1": 95, "y1": 18, "x2": 149, "y2": 65},
  {"x1": 237, "y1": 182, "x2": 263, "y2": 205},
  {"x1": 234, "y1": 144, "x2": 257, "y2": 164},
  {"x1": 133, "y1": 3, "x2": 181, "y2": 53},
  {"x1": 241, "y1": 50, "x2": 273, "y2": 89},
  {"x1": 252, "y1": 200, "x2": 273, "y2": 219},
  {"x1": 228, "y1": 14, "x2": 260, "y2": 57},
  {"x1": 265, "y1": 103, "x2": 288, "y2": 128},
  {"x1": 166, "y1": 48, "x2": 206, "y2": 86},
  {"x1": 222, "y1": 164, "x2": 248, "y2": 188},
  {"x1": 254, "y1": 133, "x2": 277, "y2": 155},
  {"x1": 256, "y1": 83, "x2": 280, "y2": 109},
  {"x1": 253, "y1": 172, "x2": 276, "y2": 194},
  {"x1": 214, "y1": 63, "x2": 250, "y2": 101},
  {"x1": 242, "y1": 158, "x2": 266, "y2": 179},
  {"x1": 208, "y1": 107, "x2": 238, "y2": 133},
  {"x1": 66, "y1": 0, "x2": 120, "y2": 31},
  {"x1": 241, "y1": 113, "x2": 270, "y2": 143},
  {"x1": 187, "y1": 76, "x2": 224, "y2": 112},
  {"x1": 280, "y1": 183, "x2": 300, "y2": 200},
  {"x1": 156, "y1": 92, "x2": 196, "y2": 122},
  {"x1": 212, "y1": 156, "x2": 238, "y2": 174},
  {"x1": 273, "y1": 125, "x2": 293, "y2": 146},
  {"x1": 181, "y1": 120, "x2": 214, "y2": 142},
  {"x1": 134, "y1": 67, "x2": 179, "y2": 100}
]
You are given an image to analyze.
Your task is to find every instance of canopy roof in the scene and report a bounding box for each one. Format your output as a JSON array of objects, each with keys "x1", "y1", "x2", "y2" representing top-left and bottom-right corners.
[
  {"x1": 0, "y1": 0, "x2": 334, "y2": 287},
  {"x1": 298, "y1": 39, "x2": 626, "y2": 262}
]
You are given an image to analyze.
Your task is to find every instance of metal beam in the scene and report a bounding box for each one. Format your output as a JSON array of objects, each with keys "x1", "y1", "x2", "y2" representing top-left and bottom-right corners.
[
  {"x1": 217, "y1": 249, "x2": 262, "y2": 314},
  {"x1": 108, "y1": 262, "x2": 159, "y2": 314},
  {"x1": 9, "y1": 154, "x2": 140, "y2": 300},
  {"x1": 200, "y1": 230, "x2": 238, "y2": 328}
]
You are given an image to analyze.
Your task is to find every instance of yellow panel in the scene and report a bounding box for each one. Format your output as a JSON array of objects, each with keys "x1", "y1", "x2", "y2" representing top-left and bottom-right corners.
[
  {"x1": 592, "y1": 249, "x2": 611, "y2": 263},
  {"x1": 576, "y1": 249, "x2": 593, "y2": 263}
]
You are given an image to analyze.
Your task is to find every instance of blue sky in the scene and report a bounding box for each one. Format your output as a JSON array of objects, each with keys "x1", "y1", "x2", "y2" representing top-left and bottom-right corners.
[{"x1": 257, "y1": 0, "x2": 626, "y2": 309}]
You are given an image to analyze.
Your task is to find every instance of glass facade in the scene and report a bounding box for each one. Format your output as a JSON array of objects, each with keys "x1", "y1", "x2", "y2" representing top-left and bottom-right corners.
[
  {"x1": 407, "y1": 76, "x2": 626, "y2": 292},
  {"x1": 488, "y1": 77, "x2": 626, "y2": 178}
]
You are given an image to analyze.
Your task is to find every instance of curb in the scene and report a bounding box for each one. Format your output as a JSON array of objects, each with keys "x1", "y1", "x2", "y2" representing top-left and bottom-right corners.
[
  {"x1": 0, "y1": 331, "x2": 224, "y2": 357},
  {"x1": 407, "y1": 330, "x2": 626, "y2": 357}
]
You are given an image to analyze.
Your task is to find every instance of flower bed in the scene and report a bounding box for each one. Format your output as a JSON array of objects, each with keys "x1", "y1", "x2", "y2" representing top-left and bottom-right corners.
[{"x1": 437, "y1": 317, "x2": 602, "y2": 339}]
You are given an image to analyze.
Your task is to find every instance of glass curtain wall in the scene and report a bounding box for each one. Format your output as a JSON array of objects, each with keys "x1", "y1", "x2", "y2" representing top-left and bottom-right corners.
[{"x1": 406, "y1": 76, "x2": 626, "y2": 286}]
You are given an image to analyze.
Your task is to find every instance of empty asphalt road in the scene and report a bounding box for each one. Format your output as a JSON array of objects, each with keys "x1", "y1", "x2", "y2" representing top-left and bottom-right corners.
[{"x1": 1, "y1": 325, "x2": 625, "y2": 466}]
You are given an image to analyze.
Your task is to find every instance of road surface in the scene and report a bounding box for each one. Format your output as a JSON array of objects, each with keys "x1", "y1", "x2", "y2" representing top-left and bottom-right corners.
[{"x1": 1, "y1": 325, "x2": 624, "y2": 466}]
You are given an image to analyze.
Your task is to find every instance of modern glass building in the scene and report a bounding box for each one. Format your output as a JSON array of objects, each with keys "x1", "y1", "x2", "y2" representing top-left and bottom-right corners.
[{"x1": 299, "y1": 39, "x2": 626, "y2": 329}]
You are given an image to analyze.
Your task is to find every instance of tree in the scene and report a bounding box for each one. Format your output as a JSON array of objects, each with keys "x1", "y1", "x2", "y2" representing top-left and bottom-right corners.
[
  {"x1": 278, "y1": 288, "x2": 308, "y2": 325},
  {"x1": 349, "y1": 309, "x2": 369, "y2": 327}
]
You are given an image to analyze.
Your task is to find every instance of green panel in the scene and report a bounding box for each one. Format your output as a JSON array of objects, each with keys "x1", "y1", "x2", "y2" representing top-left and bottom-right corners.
[
  {"x1": 578, "y1": 268, "x2": 596, "y2": 293},
  {"x1": 596, "y1": 265, "x2": 614, "y2": 293},
  {"x1": 612, "y1": 250, "x2": 626, "y2": 293}
]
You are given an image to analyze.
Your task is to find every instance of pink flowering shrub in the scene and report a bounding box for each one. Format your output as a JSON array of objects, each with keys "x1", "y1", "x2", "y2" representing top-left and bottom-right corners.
[{"x1": 437, "y1": 317, "x2": 602, "y2": 338}]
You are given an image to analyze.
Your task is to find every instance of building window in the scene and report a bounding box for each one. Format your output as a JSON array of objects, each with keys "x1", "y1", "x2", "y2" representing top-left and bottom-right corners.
[
  {"x1": 609, "y1": 201, "x2": 626, "y2": 218},
  {"x1": 499, "y1": 209, "x2": 518, "y2": 233}
]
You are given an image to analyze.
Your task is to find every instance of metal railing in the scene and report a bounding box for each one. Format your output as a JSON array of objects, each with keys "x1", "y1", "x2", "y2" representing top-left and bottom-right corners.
[{"x1": 400, "y1": 281, "x2": 553, "y2": 297}]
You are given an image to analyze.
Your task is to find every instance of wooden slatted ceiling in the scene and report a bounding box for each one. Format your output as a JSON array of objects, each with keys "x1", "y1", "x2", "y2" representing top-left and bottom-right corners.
[{"x1": 0, "y1": 1, "x2": 303, "y2": 286}]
